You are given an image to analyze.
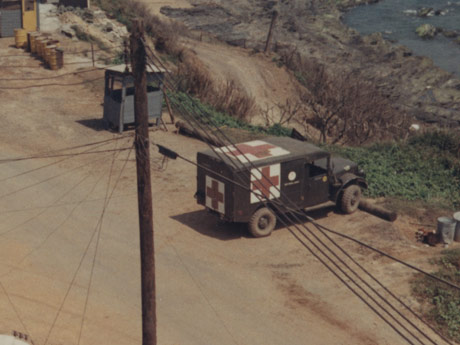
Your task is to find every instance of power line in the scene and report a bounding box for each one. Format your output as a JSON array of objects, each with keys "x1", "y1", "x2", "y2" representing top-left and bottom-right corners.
[
  {"x1": 0, "y1": 135, "x2": 132, "y2": 163},
  {"x1": 0, "y1": 168, "x2": 92, "y2": 237},
  {"x1": 0, "y1": 281, "x2": 34, "y2": 343},
  {"x1": 0, "y1": 47, "x2": 115, "y2": 59},
  {"x1": 0, "y1": 136, "x2": 131, "y2": 182},
  {"x1": 150, "y1": 81, "x2": 427, "y2": 343},
  {"x1": 0, "y1": 67, "x2": 104, "y2": 81},
  {"x1": 158, "y1": 145, "x2": 454, "y2": 345},
  {"x1": 16, "y1": 162, "x2": 111, "y2": 267},
  {"x1": 0, "y1": 76, "x2": 105, "y2": 90},
  {"x1": 0, "y1": 148, "x2": 127, "y2": 201},
  {"x1": 42, "y1": 144, "x2": 131, "y2": 345},
  {"x1": 0, "y1": 193, "x2": 136, "y2": 216},
  {"x1": 0, "y1": 146, "x2": 131, "y2": 164},
  {"x1": 0, "y1": 59, "x2": 116, "y2": 69},
  {"x1": 0, "y1": 140, "x2": 129, "y2": 238},
  {"x1": 0, "y1": 45, "x2": 115, "y2": 59},
  {"x1": 144, "y1": 46, "x2": 449, "y2": 344},
  {"x1": 77, "y1": 145, "x2": 133, "y2": 345}
]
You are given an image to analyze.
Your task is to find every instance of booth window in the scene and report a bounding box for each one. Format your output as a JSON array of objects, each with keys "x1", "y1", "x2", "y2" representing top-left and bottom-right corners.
[{"x1": 25, "y1": 0, "x2": 34, "y2": 11}]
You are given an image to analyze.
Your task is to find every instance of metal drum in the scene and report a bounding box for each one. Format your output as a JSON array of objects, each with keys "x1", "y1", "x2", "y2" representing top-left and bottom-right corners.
[
  {"x1": 44, "y1": 45, "x2": 56, "y2": 67},
  {"x1": 34, "y1": 37, "x2": 46, "y2": 57},
  {"x1": 437, "y1": 216, "x2": 456, "y2": 245},
  {"x1": 29, "y1": 32, "x2": 40, "y2": 54},
  {"x1": 54, "y1": 48, "x2": 64, "y2": 70},
  {"x1": 454, "y1": 212, "x2": 460, "y2": 242},
  {"x1": 14, "y1": 28, "x2": 28, "y2": 49}
]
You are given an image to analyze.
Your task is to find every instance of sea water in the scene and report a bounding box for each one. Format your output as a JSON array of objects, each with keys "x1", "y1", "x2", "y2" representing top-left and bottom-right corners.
[{"x1": 343, "y1": 0, "x2": 460, "y2": 76}]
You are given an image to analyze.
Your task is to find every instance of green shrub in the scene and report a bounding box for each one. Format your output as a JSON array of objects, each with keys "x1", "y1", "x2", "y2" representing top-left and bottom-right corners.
[
  {"x1": 412, "y1": 249, "x2": 460, "y2": 342},
  {"x1": 329, "y1": 133, "x2": 460, "y2": 208},
  {"x1": 409, "y1": 131, "x2": 460, "y2": 157},
  {"x1": 168, "y1": 91, "x2": 292, "y2": 137}
]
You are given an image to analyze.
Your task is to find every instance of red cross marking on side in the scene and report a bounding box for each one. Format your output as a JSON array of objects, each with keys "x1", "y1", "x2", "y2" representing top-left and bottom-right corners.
[
  {"x1": 252, "y1": 166, "x2": 279, "y2": 199},
  {"x1": 227, "y1": 143, "x2": 276, "y2": 159},
  {"x1": 206, "y1": 180, "x2": 224, "y2": 210}
]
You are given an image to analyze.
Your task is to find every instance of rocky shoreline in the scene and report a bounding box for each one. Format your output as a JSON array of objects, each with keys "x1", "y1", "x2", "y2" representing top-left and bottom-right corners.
[{"x1": 160, "y1": 0, "x2": 460, "y2": 127}]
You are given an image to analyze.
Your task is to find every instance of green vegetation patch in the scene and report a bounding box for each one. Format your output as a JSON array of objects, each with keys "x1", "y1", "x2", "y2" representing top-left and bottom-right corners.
[
  {"x1": 328, "y1": 131, "x2": 460, "y2": 209},
  {"x1": 412, "y1": 249, "x2": 460, "y2": 342},
  {"x1": 168, "y1": 91, "x2": 293, "y2": 137}
]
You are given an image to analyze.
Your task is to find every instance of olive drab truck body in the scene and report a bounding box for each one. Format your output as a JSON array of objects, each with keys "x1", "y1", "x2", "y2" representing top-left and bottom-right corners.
[{"x1": 196, "y1": 137, "x2": 367, "y2": 237}]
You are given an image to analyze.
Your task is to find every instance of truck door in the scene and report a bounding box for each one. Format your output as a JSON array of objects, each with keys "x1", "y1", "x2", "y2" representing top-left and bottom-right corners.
[
  {"x1": 280, "y1": 159, "x2": 303, "y2": 207},
  {"x1": 304, "y1": 160, "x2": 330, "y2": 207}
]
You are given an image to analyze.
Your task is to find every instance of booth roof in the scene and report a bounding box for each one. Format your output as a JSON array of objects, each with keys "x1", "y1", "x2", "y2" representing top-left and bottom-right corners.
[{"x1": 106, "y1": 64, "x2": 168, "y2": 75}]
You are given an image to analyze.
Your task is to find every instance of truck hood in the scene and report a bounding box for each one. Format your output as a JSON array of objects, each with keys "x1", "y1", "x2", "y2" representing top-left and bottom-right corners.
[
  {"x1": 330, "y1": 157, "x2": 359, "y2": 175},
  {"x1": 315, "y1": 157, "x2": 358, "y2": 175}
]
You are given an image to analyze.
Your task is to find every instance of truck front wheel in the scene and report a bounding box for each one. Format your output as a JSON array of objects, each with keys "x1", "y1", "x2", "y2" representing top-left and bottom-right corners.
[
  {"x1": 340, "y1": 184, "x2": 361, "y2": 214},
  {"x1": 249, "y1": 207, "x2": 276, "y2": 237}
]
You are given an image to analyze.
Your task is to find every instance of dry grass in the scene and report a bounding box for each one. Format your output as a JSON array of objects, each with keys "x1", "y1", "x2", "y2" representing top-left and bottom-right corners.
[
  {"x1": 177, "y1": 51, "x2": 255, "y2": 120},
  {"x1": 278, "y1": 50, "x2": 410, "y2": 144}
]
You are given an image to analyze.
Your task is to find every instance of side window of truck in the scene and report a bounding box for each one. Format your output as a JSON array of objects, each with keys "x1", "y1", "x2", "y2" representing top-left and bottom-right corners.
[
  {"x1": 305, "y1": 158, "x2": 327, "y2": 178},
  {"x1": 308, "y1": 162, "x2": 327, "y2": 177}
]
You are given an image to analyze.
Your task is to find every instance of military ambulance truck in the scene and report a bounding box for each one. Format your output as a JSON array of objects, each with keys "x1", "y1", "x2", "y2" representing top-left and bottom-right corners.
[{"x1": 196, "y1": 136, "x2": 367, "y2": 237}]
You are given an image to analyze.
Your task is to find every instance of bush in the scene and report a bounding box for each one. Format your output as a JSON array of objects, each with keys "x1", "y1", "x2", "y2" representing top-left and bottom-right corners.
[
  {"x1": 278, "y1": 51, "x2": 409, "y2": 145},
  {"x1": 408, "y1": 131, "x2": 460, "y2": 158},
  {"x1": 329, "y1": 132, "x2": 460, "y2": 208},
  {"x1": 176, "y1": 51, "x2": 255, "y2": 120},
  {"x1": 168, "y1": 91, "x2": 291, "y2": 136},
  {"x1": 412, "y1": 249, "x2": 460, "y2": 342}
]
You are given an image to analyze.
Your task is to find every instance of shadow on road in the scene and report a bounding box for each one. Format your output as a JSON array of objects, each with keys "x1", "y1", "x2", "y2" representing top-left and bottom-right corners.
[
  {"x1": 171, "y1": 205, "x2": 337, "y2": 240},
  {"x1": 76, "y1": 118, "x2": 108, "y2": 131},
  {"x1": 171, "y1": 210, "x2": 251, "y2": 241}
]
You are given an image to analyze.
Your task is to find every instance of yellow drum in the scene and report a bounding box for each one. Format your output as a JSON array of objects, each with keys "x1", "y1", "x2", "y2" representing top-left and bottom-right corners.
[
  {"x1": 38, "y1": 39, "x2": 49, "y2": 59},
  {"x1": 14, "y1": 29, "x2": 28, "y2": 49},
  {"x1": 45, "y1": 45, "x2": 56, "y2": 67},
  {"x1": 49, "y1": 48, "x2": 64, "y2": 70},
  {"x1": 47, "y1": 39, "x2": 60, "y2": 48},
  {"x1": 34, "y1": 37, "x2": 46, "y2": 57},
  {"x1": 29, "y1": 33, "x2": 40, "y2": 54},
  {"x1": 27, "y1": 32, "x2": 38, "y2": 52},
  {"x1": 56, "y1": 48, "x2": 64, "y2": 69}
]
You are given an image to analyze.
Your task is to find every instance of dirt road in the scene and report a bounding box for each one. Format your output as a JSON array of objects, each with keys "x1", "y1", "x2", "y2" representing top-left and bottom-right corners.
[
  {"x1": 0, "y1": 38, "x2": 452, "y2": 345},
  {"x1": 183, "y1": 40, "x2": 301, "y2": 124}
]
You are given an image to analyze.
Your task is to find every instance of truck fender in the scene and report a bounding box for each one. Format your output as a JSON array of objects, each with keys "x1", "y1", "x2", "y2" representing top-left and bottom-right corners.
[{"x1": 333, "y1": 173, "x2": 368, "y2": 202}]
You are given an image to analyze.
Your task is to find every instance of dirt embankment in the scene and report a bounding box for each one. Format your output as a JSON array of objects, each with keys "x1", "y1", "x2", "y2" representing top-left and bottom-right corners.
[{"x1": 159, "y1": 0, "x2": 460, "y2": 127}]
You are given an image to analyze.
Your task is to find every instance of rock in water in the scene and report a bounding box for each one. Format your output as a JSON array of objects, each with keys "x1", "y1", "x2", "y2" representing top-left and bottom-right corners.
[
  {"x1": 416, "y1": 24, "x2": 437, "y2": 39},
  {"x1": 443, "y1": 30, "x2": 458, "y2": 38},
  {"x1": 417, "y1": 7, "x2": 434, "y2": 17}
]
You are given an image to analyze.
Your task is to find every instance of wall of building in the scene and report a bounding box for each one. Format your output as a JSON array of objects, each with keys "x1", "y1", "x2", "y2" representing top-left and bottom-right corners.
[{"x1": 0, "y1": 9, "x2": 22, "y2": 37}]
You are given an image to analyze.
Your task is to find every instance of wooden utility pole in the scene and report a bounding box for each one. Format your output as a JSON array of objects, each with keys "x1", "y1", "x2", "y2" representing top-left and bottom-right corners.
[
  {"x1": 130, "y1": 19, "x2": 157, "y2": 345},
  {"x1": 264, "y1": 10, "x2": 278, "y2": 54}
]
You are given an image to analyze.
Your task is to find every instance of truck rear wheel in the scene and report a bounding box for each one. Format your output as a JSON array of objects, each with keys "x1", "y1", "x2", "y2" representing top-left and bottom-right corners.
[
  {"x1": 249, "y1": 207, "x2": 276, "y2": 237},
  {"x1": 340, "y1": 184, "x2": 361, "y2": 214}
]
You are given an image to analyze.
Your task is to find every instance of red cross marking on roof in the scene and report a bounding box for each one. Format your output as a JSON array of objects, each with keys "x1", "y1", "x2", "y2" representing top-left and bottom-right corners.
[
  {"x1": 252, "y1": 166, "x2": 279, "y2": 199},
  {"x1": 227, "y1": 143, "x2": 276, "y2": 159},
  {"x1": 206, "y1": 179, "x2": 224, "y2": 210}
]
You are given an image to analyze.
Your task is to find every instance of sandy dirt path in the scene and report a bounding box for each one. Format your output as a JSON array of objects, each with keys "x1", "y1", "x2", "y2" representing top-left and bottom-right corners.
[
  {"x1": 142, "y1": 0, "x2": 192, "y2": 17},
  {"x1": 183, "y1": 40, "x2": 301, "y2": 124},
  {"x1": 0, "y1": 38, "x2": 453, "y2": 345}
]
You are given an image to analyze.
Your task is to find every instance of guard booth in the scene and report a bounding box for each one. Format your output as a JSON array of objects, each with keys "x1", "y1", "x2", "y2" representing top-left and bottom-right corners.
[
  {"x1": 103, "y1": 65, "x2": 166, "y2": 133},
  {"x1": 0, "y1": 0, "x2": 39, "y2": 37}
]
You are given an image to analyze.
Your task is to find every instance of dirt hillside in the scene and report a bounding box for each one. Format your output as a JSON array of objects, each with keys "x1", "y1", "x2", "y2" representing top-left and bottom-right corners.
[{"x1": 183, "y1": 39, "x2": 301, "y2": 124}]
